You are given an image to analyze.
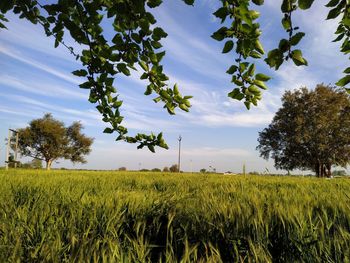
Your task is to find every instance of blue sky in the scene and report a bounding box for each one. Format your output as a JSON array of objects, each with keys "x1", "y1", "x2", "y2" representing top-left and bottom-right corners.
[{"x1": 0, "y1": 1, "x2": 348, "y2": 172}]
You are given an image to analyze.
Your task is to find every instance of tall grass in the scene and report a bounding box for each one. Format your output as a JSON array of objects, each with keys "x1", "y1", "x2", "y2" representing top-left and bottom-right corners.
[{"x1": 0, "y1": 169, "x2": 349, "y2": 262}]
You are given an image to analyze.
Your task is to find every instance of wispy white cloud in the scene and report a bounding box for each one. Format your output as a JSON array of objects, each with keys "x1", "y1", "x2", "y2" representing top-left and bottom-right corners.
[
  {"x1": 0, "y1": 46, "x2": 80, "y2": 85},
  {"x1": 0, "y1": 13, "x2": 81, "y2": 63},
  {"x1": 0, "y1": 74, "x2": 87, "y2": 100}
]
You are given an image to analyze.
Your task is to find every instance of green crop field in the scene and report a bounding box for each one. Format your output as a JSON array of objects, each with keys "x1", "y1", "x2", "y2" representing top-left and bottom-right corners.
[{"x1": 0, "y1": 170, "x2": 349, "y2": 262}]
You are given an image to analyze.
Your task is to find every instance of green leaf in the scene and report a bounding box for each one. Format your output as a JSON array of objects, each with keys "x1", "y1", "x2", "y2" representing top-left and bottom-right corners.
[
  {"x1": 247, "y1": 63, "x2": 256, "y2": 77},
  {"x1": 298, "y1": 0, "x2": 315, "y2": 9},
  {"x1": 213, "y1": 7, "x2": 228, "y2": 20},
  {"x1": 153, "y1": 27, "x2": 168, "y2": 40},
  {"x1": 72, "y1": 69, "x2": 88, "y2": 77},
  {"x1": 327, "y1": 7, "x2": 341, "y2": 19},
  {"x1": 244, "y1": 101, "x2": 251, "y2": 110},
  {"x1": 250, "y1": 51, "x2": 262, "y2": 59},
  {"x1": 153, "y1": 96, "x2": 161, "y2": 103},
  {"x1": 0, "y1": 22, "x2": 7, "y2": 29},
  {"x1": 79, "y1": 81, "x2": 93, "y2": 89},
  {"x1": 112, "y1": 34, "x2": 123, "y2": 45},
  {"x1": 144, "y1": 85, "x2": 152, "y2": 95},
  {"x1": 281, "y1": 0, "x2": 292, "y2": 12},
  {"x1": 222, "y1": 40, "x2": 234, "y2": 53},
  {"x1": 332, "y1": 33, "x2": 344, "y2": 42},
  {"x1": 239, "y1": 62, "x2": 249, "y2": 72},
  {"x1": 179, "y1": 104, "x2": 189, "y2": 112},
  {"x1": 254, "y1": 40, "x2": 265, "y2": 54},
  {"x1": 248, "y1": 85, "x2": 261, "y2": 95},
  {"x1": 139, "y1": 61, "x2": 149, "y2": 71},
  {"x1": 173, "y1": 83, "x2": 180, "y2": 95},
  {"x1": 160, "y1": 90, "x2": 171, "y2": 100},
  {"x1": 291, "y1": 50, "x2": 308, "y2": 66},
  {"x1": 335, "y1": 75, "x2": 350, "y2": 87},
  {"x1": 278, "y1": 39, "x2": 290, "y2": 52},
  {"x1": 117, "y1": 63, "x2": 131, "y2": 76},
  {"x1": 183, "y1": 0, "x2": 195, "y2": 5},
  {"x1": 103, "y1": 128, "x2": 114, "y2": 134},
  {"x1": 228, "y1": 88, "x2": 245, "y2": 101},
  {"x1": 255, "y1": 73, "x2": 271, "y2": 81},
  {"x1": 254, "y1": 80, "x2": 268, "y2": 90},
  {"x1": 211, "y1": 27, "x2": 227, "y2": 41},
  {"x1": 148, "y1": 145, "x2": 155, "y2": 152},
  {"x1": 226, "y1": 65, "x2": 238, "y2": 74},
  {"x1": 0, "y1": 0, "x2": 14, "y2": 13},
  {"x1": 151, "y1": 41, "x2": 162, "y2": 49},
  {"x1": 131, "y1": 33, "x2": 141, "y2": 43},
  {"x1": 265, "y1": 49, "x2": 284, "y2": 70},
  {"x1": 249, "y1": 10, "x2": 260, "y2": 20},
  {"x1": 228, "y1": 88, "x2": 240, "y2": 98},
  {"x1": 252, "y1": 0, "x2": 264, "y2": 5},
  {"x1": 325, "y1": 0, "x2": 340, "y2": 7},
  {"x1": 344, "y1": 67, "x2": 350, "y2": 74},
  {"x1": 147, "y1": 0, "x2": 162, "y2": 8},
  {"x1": 114, "y1": 101, "x2": 123, "y2": 108},
  {"x1": 290, "y1": 32, "x2": 305, "y2": 46},
  {"x1": 282, "y1": 17, "x2": 291, "y2": 30}
]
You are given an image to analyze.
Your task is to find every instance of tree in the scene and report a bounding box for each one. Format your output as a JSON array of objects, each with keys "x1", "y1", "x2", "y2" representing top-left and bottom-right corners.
[
  {"x1": 7, "y1": 154, "x2": 20, "y2": 168},
  {"x1": 257, "y1": 84, "x2": 350, "y2": 177},
  {"x1": 169, "y1": 164, "x2": 179, "y2": 173},
  {"x1": 118, "y1": 167, "x2": 127, "y2": 171},
  {"x1": 30, "y1": 158, "x2": 43, "y2": 169},
  {"x1": 21, "y1": 159, "x2": 43, "y2": 169},
  {"x1": 0, "y1": 1, "x2": 349, "y2": 151},
  {"x1": 17, "y1": 113, "x2": 93, "y2": 170},
  {"x1": 162, "y1": 167, "x2": 169, "y2": 172},
  {"x1": 200, "y1": 168, "x2": 207, "y2": 173}
]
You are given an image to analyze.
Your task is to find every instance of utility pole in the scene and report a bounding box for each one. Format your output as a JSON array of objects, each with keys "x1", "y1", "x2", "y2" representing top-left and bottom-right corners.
[
  {"x1": 5, "y1": 129, "x2": 10, "y2": 170},
  {"x1": 10, "y1": 129, "x2": 19, "y2": 168},
  {"x1": 177, "y1": 135, "x2": 182, "y2": 173}
]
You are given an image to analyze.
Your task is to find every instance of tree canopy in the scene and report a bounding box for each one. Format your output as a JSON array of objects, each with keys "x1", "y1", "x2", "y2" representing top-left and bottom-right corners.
[
  {"x1": 17, "y1": 113, "x2": 94, "y2": 170},
  {"x1": 0, "y1": 0, "x2": 349, "y2": 151},
  {"x1": 257, "y1": 84, "x2": 350, "y2": 177}
]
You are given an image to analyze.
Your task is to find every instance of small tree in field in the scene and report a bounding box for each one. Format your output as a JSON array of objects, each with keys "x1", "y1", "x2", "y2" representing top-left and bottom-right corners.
[
  {"x1": 21, "y1": 159, "x2": 43, "y2": 169},
  {"x1": 30, "y1": 159, "x2": 43, "y2": 169},
  {"x1": 17, "y1": 113, "x2": 93, "y2": 170},
  {"x1": 169, "y1": 164, "x2": 179, "y2": 173},
  {"x1": 257, "y1": 84, "x2": 350, "y2": 177}
]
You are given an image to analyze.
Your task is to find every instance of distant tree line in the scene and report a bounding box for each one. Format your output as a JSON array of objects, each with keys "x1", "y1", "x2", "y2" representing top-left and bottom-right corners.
[{"x1": 7, "y1": 155, "x2": 42, "y2": 169}]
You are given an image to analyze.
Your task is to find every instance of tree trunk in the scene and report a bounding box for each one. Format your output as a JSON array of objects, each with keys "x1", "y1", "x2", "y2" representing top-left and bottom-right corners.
[
  {"x1": 46, "y1": 159, "x2": 53, "y2": 170},
  {"x1": 326, "y1": 163, "x2": 332, "y2": 178},
  {"x1": 315, "y1": 163, "x2": 320, "y2": 177},
  {"x1": 318, "y1": 162, "x2": 325, "y2": 178}
]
